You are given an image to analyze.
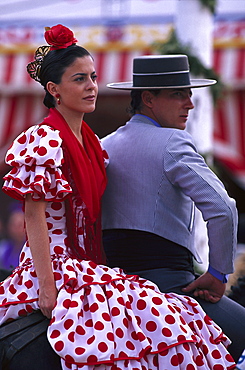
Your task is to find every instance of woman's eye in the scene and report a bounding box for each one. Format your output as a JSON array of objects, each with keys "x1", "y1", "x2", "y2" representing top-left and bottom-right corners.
[
  {"x1": 92, "y1": 74, "x2": 98, "y2": 81},
  {"x1": 75, "y1": 77, "x2": 84, "y2": 81}
]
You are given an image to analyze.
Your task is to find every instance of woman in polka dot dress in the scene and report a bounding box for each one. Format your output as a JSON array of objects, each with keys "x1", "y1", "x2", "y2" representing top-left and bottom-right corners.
[{"x1": 0, "y1": 24, "x2": 236, "y2": 370}]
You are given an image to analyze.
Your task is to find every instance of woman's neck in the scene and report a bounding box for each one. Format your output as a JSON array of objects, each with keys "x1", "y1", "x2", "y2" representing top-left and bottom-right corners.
[{"x1": 56, "y1": 107, "x2": 84, "y2": 146}]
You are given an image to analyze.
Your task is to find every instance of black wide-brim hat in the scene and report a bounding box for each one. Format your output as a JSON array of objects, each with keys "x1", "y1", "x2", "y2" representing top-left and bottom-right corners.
[{"x1": 107, "y1": 54, "x2": 217, "y2": 90}]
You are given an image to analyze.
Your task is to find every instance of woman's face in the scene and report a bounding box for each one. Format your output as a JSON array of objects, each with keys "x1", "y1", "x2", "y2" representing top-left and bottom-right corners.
[{"x1": 55, "y1": 55, "x2": 98, "y2": 116}]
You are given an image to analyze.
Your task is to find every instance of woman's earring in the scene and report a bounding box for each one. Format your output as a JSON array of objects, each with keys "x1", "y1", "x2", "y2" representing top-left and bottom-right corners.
[{"x1": 55, "y1": 93, "x2": 61, "y2": 105}]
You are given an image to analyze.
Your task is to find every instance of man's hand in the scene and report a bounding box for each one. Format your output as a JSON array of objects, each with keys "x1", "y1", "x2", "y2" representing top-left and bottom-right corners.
[{"x1": 182, "y1": 271, "x2": 226, "y2": 303}]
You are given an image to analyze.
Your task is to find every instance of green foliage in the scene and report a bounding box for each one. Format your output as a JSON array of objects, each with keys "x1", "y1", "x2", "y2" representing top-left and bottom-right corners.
[
  {"x1": 152, "y1": 30, "x2": 224, "y2": 104},
  {"x1": 199, "y1": 0, "x2": 217, "y2": 14}
]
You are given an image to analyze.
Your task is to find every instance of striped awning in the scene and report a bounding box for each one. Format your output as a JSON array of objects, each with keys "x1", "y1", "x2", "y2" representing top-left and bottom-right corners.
[
  {"x1": 213, "y1": 47, "x2": 245, "y2": 88},
  {"x1": 213, "y1": 89, "x2": 245, "y2": 188},
  {"x1": 0, "y1": 94, "x2": 48, "y2": 171},
  {"x1": 0, "y1": 52, "x2": 40, "y2": 94},
  {"x1": 212, "y1": 47, "x2": 245, "y2": 187},
  {"x1": 1, "y1": 48, "x2": 245, "y2": 92},
  {"x1": 0, "y1": 50, "x2": 147, "y2": 94}
]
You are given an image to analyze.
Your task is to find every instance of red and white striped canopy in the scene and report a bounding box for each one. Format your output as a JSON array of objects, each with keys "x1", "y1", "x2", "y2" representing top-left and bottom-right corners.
[
  {"x1": 0, "y1": 50, "x2": 146, "y2": 94},
  {"x1": 212, "y1": 47, "x2": 245, "y2": 187},
  {"x1": 0, "y1": 95, "x2": 48, "y2": 169},
  {"x1": 213, "y1": 47, "x2": 245, "y2": 88},
  {"x1": 0, "y1": 48, "x2": 244, "y2": 92},
  {"x1": 213, "y1": 89, "x2": 245, "y2": 187}
]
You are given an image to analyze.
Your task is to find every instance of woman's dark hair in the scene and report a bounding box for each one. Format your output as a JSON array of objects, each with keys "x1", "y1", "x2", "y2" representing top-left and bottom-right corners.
[
  {"x1": 39, "y1": 44, "x2": 92, "y2": 108},
  {"x1": 128, "y1": 89, "x2": 161, "y2": 116}
]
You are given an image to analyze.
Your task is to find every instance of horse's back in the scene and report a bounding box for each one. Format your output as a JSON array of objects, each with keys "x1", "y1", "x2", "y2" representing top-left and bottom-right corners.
[
  {"x1": 1, "y1": 330, "x2": 62, "y2": 370},
  {"x1": 0, "y1": 295, "x2": 61, "y2": 370}
]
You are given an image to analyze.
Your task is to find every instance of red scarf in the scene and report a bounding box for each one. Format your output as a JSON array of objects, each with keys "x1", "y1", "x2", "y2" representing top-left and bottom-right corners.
[{"x1": 42, "y1": 108, "x2": 107, "y2": 264}]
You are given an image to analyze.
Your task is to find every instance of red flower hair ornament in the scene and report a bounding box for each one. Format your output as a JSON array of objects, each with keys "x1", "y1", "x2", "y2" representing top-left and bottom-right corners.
[
  {"x1": 45, "y1": 24, "x2": 78, "y2": 50},
  {"x1": 27, "y1": 24, "x2": 78, "y2": 82}
]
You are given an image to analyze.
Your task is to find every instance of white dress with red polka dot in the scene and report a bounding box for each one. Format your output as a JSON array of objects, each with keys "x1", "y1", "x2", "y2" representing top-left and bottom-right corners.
[{"x1": 0, "y1": 125, "x2": 236, "y2": 370}]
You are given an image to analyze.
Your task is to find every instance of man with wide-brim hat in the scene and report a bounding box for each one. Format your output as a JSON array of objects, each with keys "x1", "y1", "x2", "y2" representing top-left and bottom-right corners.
[{"x1": 102, "y1": 54, "x2": 245, "y2": 362}]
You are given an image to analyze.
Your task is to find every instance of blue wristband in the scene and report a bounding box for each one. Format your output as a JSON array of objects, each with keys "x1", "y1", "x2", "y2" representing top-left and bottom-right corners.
[{"x1": 208, "y1": 265, "x2": 229, "y2": 283}]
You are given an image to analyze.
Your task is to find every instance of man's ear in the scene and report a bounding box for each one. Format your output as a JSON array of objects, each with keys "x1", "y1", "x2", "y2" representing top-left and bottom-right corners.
[
  {"x1": 141, "y1": 90, "x2": 154, "y2": 108},
  {"x1": 46, "y1": 81, "x2": 58, "y2": 98}
]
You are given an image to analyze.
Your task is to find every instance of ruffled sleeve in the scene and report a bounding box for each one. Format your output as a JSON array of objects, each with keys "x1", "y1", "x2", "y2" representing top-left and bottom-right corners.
[{"x1": 2, "y1": 125, "x2": 72, "y2": 201}]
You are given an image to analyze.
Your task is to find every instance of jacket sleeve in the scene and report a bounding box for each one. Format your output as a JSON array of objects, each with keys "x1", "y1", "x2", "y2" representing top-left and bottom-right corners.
[{"x1": 164, "y1": 130, "x2": 237, "y2": 274}]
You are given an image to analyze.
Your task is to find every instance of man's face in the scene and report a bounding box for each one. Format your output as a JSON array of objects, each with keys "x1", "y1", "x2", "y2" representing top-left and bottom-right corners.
[{"x1": 149, "y1": 88, "x2": 194, "y2": 130}]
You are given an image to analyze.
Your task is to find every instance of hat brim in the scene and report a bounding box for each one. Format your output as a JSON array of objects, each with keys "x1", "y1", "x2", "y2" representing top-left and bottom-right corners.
[{"x1": 106, "y1": 79, "x2": 217, "y2": 90}]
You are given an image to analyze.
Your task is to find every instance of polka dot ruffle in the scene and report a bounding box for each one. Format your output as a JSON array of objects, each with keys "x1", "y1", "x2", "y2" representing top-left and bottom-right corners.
[{"x1": 3, "y1": 125, "x2": 72, "y2": 201}]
